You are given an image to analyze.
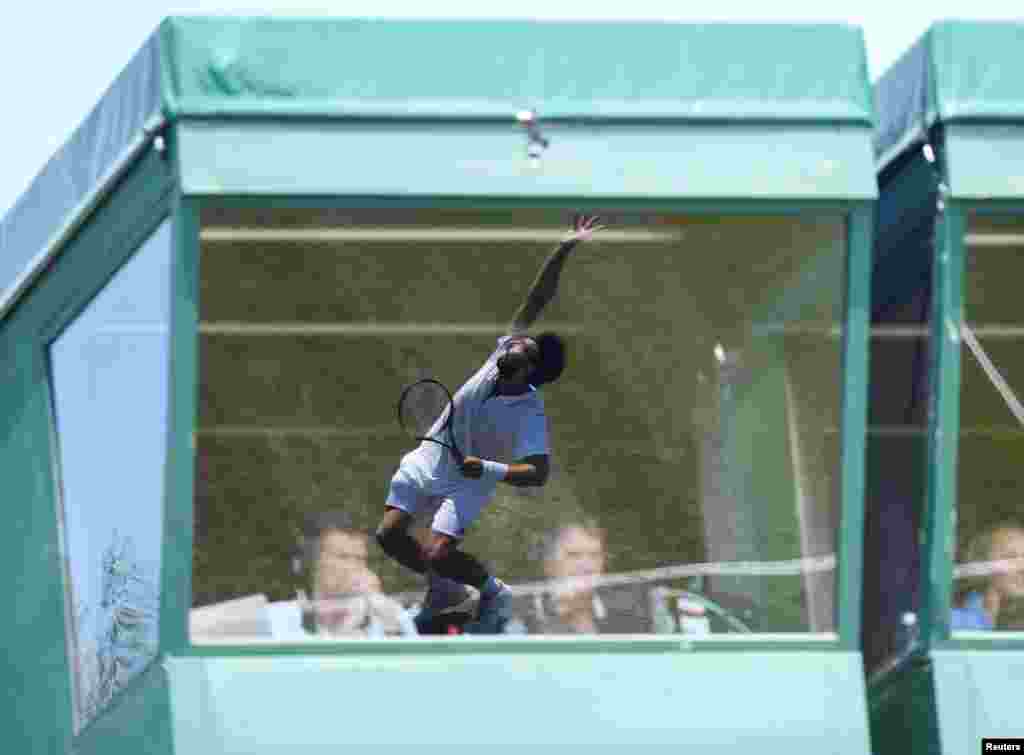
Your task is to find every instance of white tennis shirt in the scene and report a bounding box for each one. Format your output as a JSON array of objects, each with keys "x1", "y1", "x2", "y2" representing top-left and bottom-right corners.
[{"x1": 409, "y1": 336, "x2": 550, "y2": 478}]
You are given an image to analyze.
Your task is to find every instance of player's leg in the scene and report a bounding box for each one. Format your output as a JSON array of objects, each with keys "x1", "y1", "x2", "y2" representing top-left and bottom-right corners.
[
  {"x1": 375, "y1": 468, "x2": 430, "y2": 574},
  {"x1": 415, "y1": 569, "x2": 478, "y2": 635},
  {"x1": 423, "y1": 531, "x2": 491, "y2": 588},
  {"x1": 425, "y1": 498, "x2": 513, "y2": 632},
  {"x1": 375, "y1": 507, "x2": 428, "y2": 574},
  {"x1": 412, "y1": 532, "x2": 483, "y2": 633}
]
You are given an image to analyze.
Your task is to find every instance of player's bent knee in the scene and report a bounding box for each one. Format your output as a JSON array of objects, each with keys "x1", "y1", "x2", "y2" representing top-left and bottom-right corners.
[
  {"x1": 423, "y1": 540, "x2": 452, "y2": 564},
  {"x1": 375, "y1": 525, "x2": 404, "y2": 555}
]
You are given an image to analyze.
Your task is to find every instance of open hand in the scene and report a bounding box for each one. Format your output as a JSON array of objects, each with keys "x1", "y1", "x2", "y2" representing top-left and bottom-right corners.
[
  {"x1": 460, "y1": 455, "x2": 484, "y2": 479},
  {"x1": 563, "y1": 214, "x2": 605, "y2": 245}
]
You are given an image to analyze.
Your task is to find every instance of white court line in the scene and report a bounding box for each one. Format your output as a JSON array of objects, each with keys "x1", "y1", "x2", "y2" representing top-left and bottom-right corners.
[
  {"x1": 752, "y1": 324, "x2": 1024, "y2": 339},
  {"x1": 965, "y1": 233, "x2": 1024, "y2": 248},
  {"x1": 750, "y1": 324, "x2": 917, "y2": 338},
  {"x1": 200, "y1": 322, "x2": 585, "y2": 336},
  {"x1": 201, "y1": 227, "x2": 681, "y2": 243},
  {"x1": 197, "y1": 425, "x2": 398, "y2": 439}
]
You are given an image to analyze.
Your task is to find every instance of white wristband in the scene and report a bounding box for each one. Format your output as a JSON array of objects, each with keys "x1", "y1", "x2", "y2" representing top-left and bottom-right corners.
[{"x1": 480, "y1": 460, "x2": 510, "y2": 483}]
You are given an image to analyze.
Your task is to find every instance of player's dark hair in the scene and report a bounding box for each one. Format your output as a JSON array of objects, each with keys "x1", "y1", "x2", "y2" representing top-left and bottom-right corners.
[{"x1": 528, "y1": 332, "x2": 566, "y2": 386}]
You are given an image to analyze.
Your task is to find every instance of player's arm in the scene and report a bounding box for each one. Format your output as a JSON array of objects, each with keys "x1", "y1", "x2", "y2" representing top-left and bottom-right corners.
[
  {"x1": 503, "y1": 454, "x2": 550, "y2": 487},
  {"x1": 508, "y1": 214, "x2": 603, "y2": 334},
  {"x1": 460, "y1": 454, "x2": 549, "y2": 487}
]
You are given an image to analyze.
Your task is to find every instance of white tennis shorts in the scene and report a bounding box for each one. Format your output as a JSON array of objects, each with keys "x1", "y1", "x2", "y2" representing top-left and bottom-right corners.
[{"x1": 385, "y1": 454, "x2": 498, "y2": 539}]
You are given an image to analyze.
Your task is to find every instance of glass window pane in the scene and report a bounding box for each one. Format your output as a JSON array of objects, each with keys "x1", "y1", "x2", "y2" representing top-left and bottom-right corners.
[
  {"x1": 954, "y1": 213, "x2": 1024, "y2": 634},
  {"x1": 51, "y1": 220, "x2": 172, "y2": 731},
  {"x1": 192, "y1": 209, "x2": 847, "y2": 642}
]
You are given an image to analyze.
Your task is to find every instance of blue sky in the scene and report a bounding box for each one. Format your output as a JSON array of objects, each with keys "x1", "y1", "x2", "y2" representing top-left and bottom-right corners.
[{"x1": 1, "y1": 1, "x2": 1020, "y2": 218}]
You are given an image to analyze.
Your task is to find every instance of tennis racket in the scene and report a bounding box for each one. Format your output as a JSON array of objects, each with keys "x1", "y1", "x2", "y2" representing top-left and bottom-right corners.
[{"x1": 396, "y1": 378, "x2": 464, "y2": 464}]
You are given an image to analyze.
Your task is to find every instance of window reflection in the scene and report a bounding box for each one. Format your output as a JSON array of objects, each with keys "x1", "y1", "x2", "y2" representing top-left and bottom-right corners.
[
  {"x1": 955, "y1": 213, "x2": 1024, "y2": 633},
  {"x1": 51, "y1": 220, "x2": 171, "y2": 730},
  {"x1": 191, "y1": 210, "x2": 847, "y2": 640}
]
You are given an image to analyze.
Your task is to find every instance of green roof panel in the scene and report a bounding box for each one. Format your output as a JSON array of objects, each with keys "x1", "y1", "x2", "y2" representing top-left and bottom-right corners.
[
  {"x1": 875, "y1": 21, "x2": 1024, "y2": 170},
  {"x1": 161, "y1": 17, "x2": 874, "y2": 123},
  {"x1": 2, "y1": 17, "x2": 877, "y2": 321}
]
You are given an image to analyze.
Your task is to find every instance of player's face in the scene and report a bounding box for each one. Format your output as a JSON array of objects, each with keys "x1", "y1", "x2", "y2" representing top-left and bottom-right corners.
[
  {"x1": 990, "y1": 528, "x2": 1024, "y2": 599},
  {"x1": 498, "y1": 336, "x2": 539, "y2": 382}
]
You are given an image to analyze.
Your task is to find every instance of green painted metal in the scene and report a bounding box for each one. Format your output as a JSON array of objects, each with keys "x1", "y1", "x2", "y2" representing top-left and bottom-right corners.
[
  {"x1": 944, "y1": 124, "x2": 1024, "y2": 199},
  {"x1": 160, "y1": 192, "x2": 200, "y2": 656},
  {"x1": 0, "y1": 342, "x2": 74, "y2": 754},
  {"x1": 867, "y1": 654, "x2": 940, "y2": 755},
  {"x1": 876, "y1": 20, "x2": 1024, "y2": 169},
  {"x1": 838, "y1": 205, "x2": 874, "y2": 648},
  {"x1": 175, "y1": 120, "x2": 877, "y2": 201},
  {"x1": 0, "y1": 149, "x2": 174, "y2": 753},
  {"x1": 73, "y1": 664, "x2": 174, "y2": 755},
  {"x1": 160, "y1": 17, "x2": 874, "y2": 124},
  {"x1": 932, "y1": 650, "x2": 1024, "y2": 752},
  {"x1": 164, "y1": 651, "x2": 870, "y2": 753},
  {"x1": 928, "y1": 22, "x2": 1024, "y2": 123},
  {"x1": 919, "y1": 204, "x2": 963, "y2": 648},
  {"x1": 922, "y1": 202, "x2": 965, "y2": 647}
]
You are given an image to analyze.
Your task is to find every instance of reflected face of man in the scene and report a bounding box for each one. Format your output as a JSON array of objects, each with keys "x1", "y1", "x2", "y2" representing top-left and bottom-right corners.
[
  {"x1": 990, "y1": 527, "x2": 1024, "y2": 599},
  {"x1": 315, "y1": 529, "x2": 374, "y2": 596},
  {"x1": 545, "y1": 527, "x2": 606, "y2": 582}
]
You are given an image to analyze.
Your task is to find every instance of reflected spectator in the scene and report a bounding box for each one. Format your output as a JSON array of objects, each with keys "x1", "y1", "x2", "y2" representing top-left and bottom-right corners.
[
  {"x1": 521, "y1": 519, "x2": 628, "y2": 634},
  {"x1": 268, "y1": 511, "x2": 415, "y2": 638},
  {"x1": 306, "y1": 512, "x2": 380, "y2": 599},
  {"x1": 952, "y1": 523, "x2": 1024, "y2": 631}
]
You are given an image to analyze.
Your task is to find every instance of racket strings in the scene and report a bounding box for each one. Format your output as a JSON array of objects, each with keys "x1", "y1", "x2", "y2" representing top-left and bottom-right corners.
[{"x1": 399, "y1": 381, "x2": 453, "y2": 440}]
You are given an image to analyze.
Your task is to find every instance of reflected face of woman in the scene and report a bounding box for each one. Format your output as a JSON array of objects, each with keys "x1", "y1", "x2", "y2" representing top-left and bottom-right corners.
[
  {"x1": 990, "y1": 527, "x2": 1024, "y2": 599},
  {"x1": 545, "y1": 527, "x2": 606, "y2": 582}
]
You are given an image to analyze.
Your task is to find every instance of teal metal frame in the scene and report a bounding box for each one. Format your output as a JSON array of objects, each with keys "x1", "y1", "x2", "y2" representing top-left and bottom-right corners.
[
  {"x1": 160, "y1": 192, "x2": 200, "y2": 657},
  {"x1": 920, "y1": 199, "x2": 965, "y2": 648},
  {"x1": 839, "y1": 204, "x2": 873, "y2": 650}
]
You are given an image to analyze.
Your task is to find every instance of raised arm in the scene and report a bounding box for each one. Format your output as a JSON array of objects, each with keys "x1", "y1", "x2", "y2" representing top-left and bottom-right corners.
[{"x1": 509, "y1": 214, "x2": 604, "y2": 334}]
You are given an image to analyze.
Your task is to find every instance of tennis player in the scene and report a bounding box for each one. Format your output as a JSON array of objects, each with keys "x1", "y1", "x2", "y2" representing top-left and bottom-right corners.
[{"x1": 375, "y1": 214, "x2": 603, "y2": 632}]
